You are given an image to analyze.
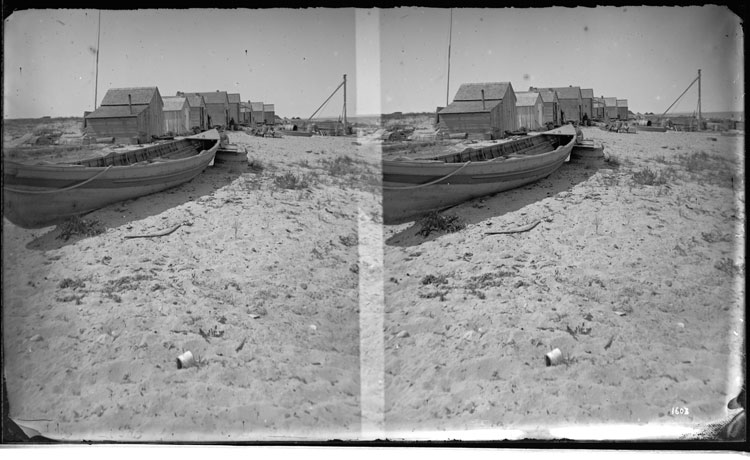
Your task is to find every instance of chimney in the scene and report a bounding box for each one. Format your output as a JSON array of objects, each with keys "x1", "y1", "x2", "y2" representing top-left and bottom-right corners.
[
  {"x1": 128, "y1": 94, "x2": 132, "y2": 114},
  {"x1": 481, "y1": 89, "x2": 486, "y2": 110}
]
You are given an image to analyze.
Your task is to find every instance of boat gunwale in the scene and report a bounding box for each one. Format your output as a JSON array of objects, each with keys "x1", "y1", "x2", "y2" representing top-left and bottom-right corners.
[{"x1": 383, "y1": 131, "x2": 575, "y2": 168}]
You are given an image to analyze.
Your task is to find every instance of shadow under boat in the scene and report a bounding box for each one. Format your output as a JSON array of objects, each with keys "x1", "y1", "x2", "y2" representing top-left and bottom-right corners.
[{"x1": 385, "y1": 147, "x2": 609, "y2": 247}]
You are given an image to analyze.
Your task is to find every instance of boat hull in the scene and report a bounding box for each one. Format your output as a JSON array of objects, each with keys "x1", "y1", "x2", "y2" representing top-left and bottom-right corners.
[
  {"x1": 570, "y1": 141, "x2": 604, "y2": 160},
  {"x1": 3, "y1": 132, "x2": 219, "y2": 228},
  {"x1": 282, "y1": 131, "x2": 313, "y2": 137},
  {"x1": 382, "y1": 126, "x2": 575, "y2": 223},
  {"x1": 636, "y1": 125, "x2": 667, "y2": 133}
]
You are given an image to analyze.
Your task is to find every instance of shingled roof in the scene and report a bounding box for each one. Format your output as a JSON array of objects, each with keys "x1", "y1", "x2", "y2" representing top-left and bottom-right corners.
[
  {"x1": 532, "y1": 86, "x2": 582, "y2": 100},
  {"x1": 439, "y1": 99, "x2": 502, "y2": 114},
  {"x1": 453, "y1": 82, "x2": 512, "y2": 101},
  {"x1": 515, "y1": 91, "x2": 542, "y2": 107},
  {"x1": 581, "y1": 88, "x2": 595, "y2": 99},
  {"x1": 536, "y1": 89, "x2": 558, "y2": 104},
  {"x1": 228, "y1": 93, "x2": 241, "y2": 104},
  {"x1": 85, "y1": 104, "x2": 148, "y2": 119},
  {"x1": 100, "y1": 87, "x2": 160, "y2": 106},
  {"x1": 183, "y1": 93, "x2": 205, "y2": 108},
  {"x1": 193, "y1": 91, "x2": 229, "y2": 105}
]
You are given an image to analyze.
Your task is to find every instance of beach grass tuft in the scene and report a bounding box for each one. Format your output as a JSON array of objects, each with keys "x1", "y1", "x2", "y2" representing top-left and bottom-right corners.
[{"x1": 416, "y1": 211, "x2": 465, "y2": 237}]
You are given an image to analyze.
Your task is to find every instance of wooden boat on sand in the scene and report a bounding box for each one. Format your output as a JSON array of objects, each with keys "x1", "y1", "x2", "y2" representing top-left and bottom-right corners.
[
  {"x1": 636, "y1": 125, "x2": 668, "y2": 133},
  {"x1": 281, "y1": 130, "x2": 314, "y2": 137},
  {"x1": 570, "y1": 139, "x2": 605, "y2": 160},
  {"x1": 382, "y1": 124, "x2": 576, "y2": 223},
  {"x1": 3, "y1": 129, "x2": 220, "y2": 228}
]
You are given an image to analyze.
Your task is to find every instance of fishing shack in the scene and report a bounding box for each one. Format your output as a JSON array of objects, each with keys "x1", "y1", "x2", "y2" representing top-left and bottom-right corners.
[
  {"x1": 251, "y1": 102, "x2": 265, "y2": 126},
  {"x1": 604, "y1": 97, "x2": 618, "y2": 120},
  {"x1": 228, "y1": 93, "x2": 241, "y2": 127},
  {"x1": 263, "y1": 104, "x2": 275, "y2": 125},
  {"x1": 181, "y1": 93, "x2": 208, "y2": 131},
  {"x1": 617, "y1": 99, "x2": 629, "y2": 120},
  {"x1": 515, "y1": 91, "x2": 545, "y2": 131},
  {"x1": 187, "y1": 91, "x2": 230, "y2": 128},
  {"x1": 84, "y1": 86, "x2": 165, "y2": 144},
  {"x1": 240, "y1": 102, "x2": 253, "y2": 125},
  {"x1": 535, "y1": 89, "x2": 561, "y2": 127},
  {"x1": 438, "y1": 82, "x2": 518, "y2": 139},
  {"x1": 592, "y1": 96, "x2": 606, "y2": 121},
  {"x1": 581, "y1": 88, "x2": 594, "y2": 123},
  {"x1": 162, "y1": 96, "x2": 191, "y2": 135},
  {"x1": 530, "y1": 86, "x2": 582, "y2": 124}
]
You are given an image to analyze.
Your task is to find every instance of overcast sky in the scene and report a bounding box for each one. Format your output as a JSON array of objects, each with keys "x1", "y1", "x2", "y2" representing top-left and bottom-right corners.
[{"x1": 3, "y1": 6, "x2": 744, "y2": 119}]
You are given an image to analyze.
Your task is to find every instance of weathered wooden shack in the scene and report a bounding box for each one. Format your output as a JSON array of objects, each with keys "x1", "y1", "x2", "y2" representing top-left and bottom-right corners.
[
  {"x1": 604, "y1": 97, "x2": 618, "y2": 120},
  {"x1": 592, "y1": 97, "x2": 606, "y2": 120},
  {"x1": 187, "y1": 91, "x2": 230, "y2": 128},
  {"x1": 581, "y1": 88, "x2": 594, "y2": 121},
  {"x1": 228, "y1": 93, "x2": 241, "y2": 126},
  {"x1": 438, "y1": 82, "x2": 518, "y2": 138},
  {"x1": 162, "y1": 96, "x2": 191, "y2": 135},
  {"x1": 84, "y1": 86, "x2": 164, "y2": 144},
  {"x1": 177, "y1": 93, "x2": 208, "y2": 131},
  {"x1": 263, "y1": 104, "x2": 275, "y2": 125},
  {"x1": 617, "y1": 99, "x2": 629, "y2": 120},
  {"x1": 515, "y1": 91, "x2": 545, "y2": 131},
  {"x1": 240, "y1": 102, "x2": 253, "y2": 125},
  {"x1": 251, "y1": 102, "x2": 265, "y2": 125},
  {"x1": 530, "y1": 86, "x2": 582, "y2": 123},
  {"x1": 533, "y1": 89, "x2": 560, "y2": 127}
]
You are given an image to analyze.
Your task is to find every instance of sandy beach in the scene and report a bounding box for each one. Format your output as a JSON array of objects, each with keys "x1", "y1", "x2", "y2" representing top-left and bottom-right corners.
[
  {"x1": 3, "y1": 131, "x2": 379, "y2": 441},
  {"x1": 2, "y1": 123, "x2": 745, "y2": 442},
  {"x1": 382, "y1": 127, "x2": 745, "y2": 438}
]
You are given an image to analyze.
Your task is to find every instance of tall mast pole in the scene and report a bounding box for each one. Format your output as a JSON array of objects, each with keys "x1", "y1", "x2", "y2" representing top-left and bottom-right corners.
[
  {"x1": 94, "y1": 10, "x2": 101, "y2": 109},
  {"x1": 343, "y1": 74, "x2": 347, "y2": 135},
  {"x1": 446, "y1": 9, "x2": 453, "y2": 106},
  {"x1": 697, "y1": 69, "x2": 702, "y2": 128}
]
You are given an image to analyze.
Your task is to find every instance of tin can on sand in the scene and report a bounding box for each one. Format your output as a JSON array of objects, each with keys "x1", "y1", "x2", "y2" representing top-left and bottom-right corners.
[
  {"x1": 176, "y1": 351, "x2": 196, "y2": 369},
  {"x1": 545, "y1": 348, "x2": 563, "y2": 366}
]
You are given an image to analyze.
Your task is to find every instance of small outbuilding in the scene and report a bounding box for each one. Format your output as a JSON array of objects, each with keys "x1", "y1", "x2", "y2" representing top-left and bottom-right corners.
[
  {"x1": 604, "y1": 97, "x2": 618, "y2": 120},
  {"x1": 515, "y1": 91, "x2": 545, "y2": 131},
  {"x1": 177, "y1": 92, "x2": 208, "y2": 131},
  {"x1": 263, "y1": 104, "x2": 275, "y2": 125},
  {"x1": 581, "y1": 88, "x2": 594, "y2": 122},
  {"x1": 186, "y1": 91, "x2": 230, "y2": 128},
  {"x1": 617, "y1": 99, "x2": 629, "y2": 120},
  {"x1": 251, "y1": 102, "x2": 265, "y2": 125},
  {"x1": 592, "y1": 97, "x2": 606, "y2": 120},
  {"x1": 228, "y1": 93, "x2": 241, "y2": 126},
  {"x1": 240, "y1": 102, "x2": 253, "y2": 125},
  {"x1": 530, "y1": 86, "x2": 582, "y2": 123},
  {"x1": 438, "y1": 82, "x2": 518, "y2": 139},
  {"x1": 84, "y1": 86, "x2": 165, "y2": 144},
  {"x1": 162, "y1": 96, "x2": 191, "y2": 135},
  {"x1": 533, "y1": 89, "x2": 561, "y2": 127}
]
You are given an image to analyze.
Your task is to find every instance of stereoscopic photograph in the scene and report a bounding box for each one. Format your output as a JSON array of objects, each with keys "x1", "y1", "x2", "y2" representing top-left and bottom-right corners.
[{"x1": 2, "y1": 5, "x2": 745, "y2": 445}]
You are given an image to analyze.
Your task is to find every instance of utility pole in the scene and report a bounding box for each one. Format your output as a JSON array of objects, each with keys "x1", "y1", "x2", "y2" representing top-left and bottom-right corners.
[
  {"x1": 697, "y1": 69, "x2": 702, "y2": 128},
  {"x1": 446, "y1": 9, "x2": 453, "y2": 106},
  {"x1": 94, "y1": 10, "x2": 101, "y2": 109},
  {"x1": 343, "y1": 74, "x2": 347, "y2": 135}
]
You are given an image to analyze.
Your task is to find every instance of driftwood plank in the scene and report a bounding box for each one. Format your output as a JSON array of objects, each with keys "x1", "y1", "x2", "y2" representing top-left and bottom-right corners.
[
  {"x1": 124, "y1": 223, "x2": 183, "y2": 239},
  {"x1": 485, "y1": 219, "x2": 541, "y2": 235}
]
